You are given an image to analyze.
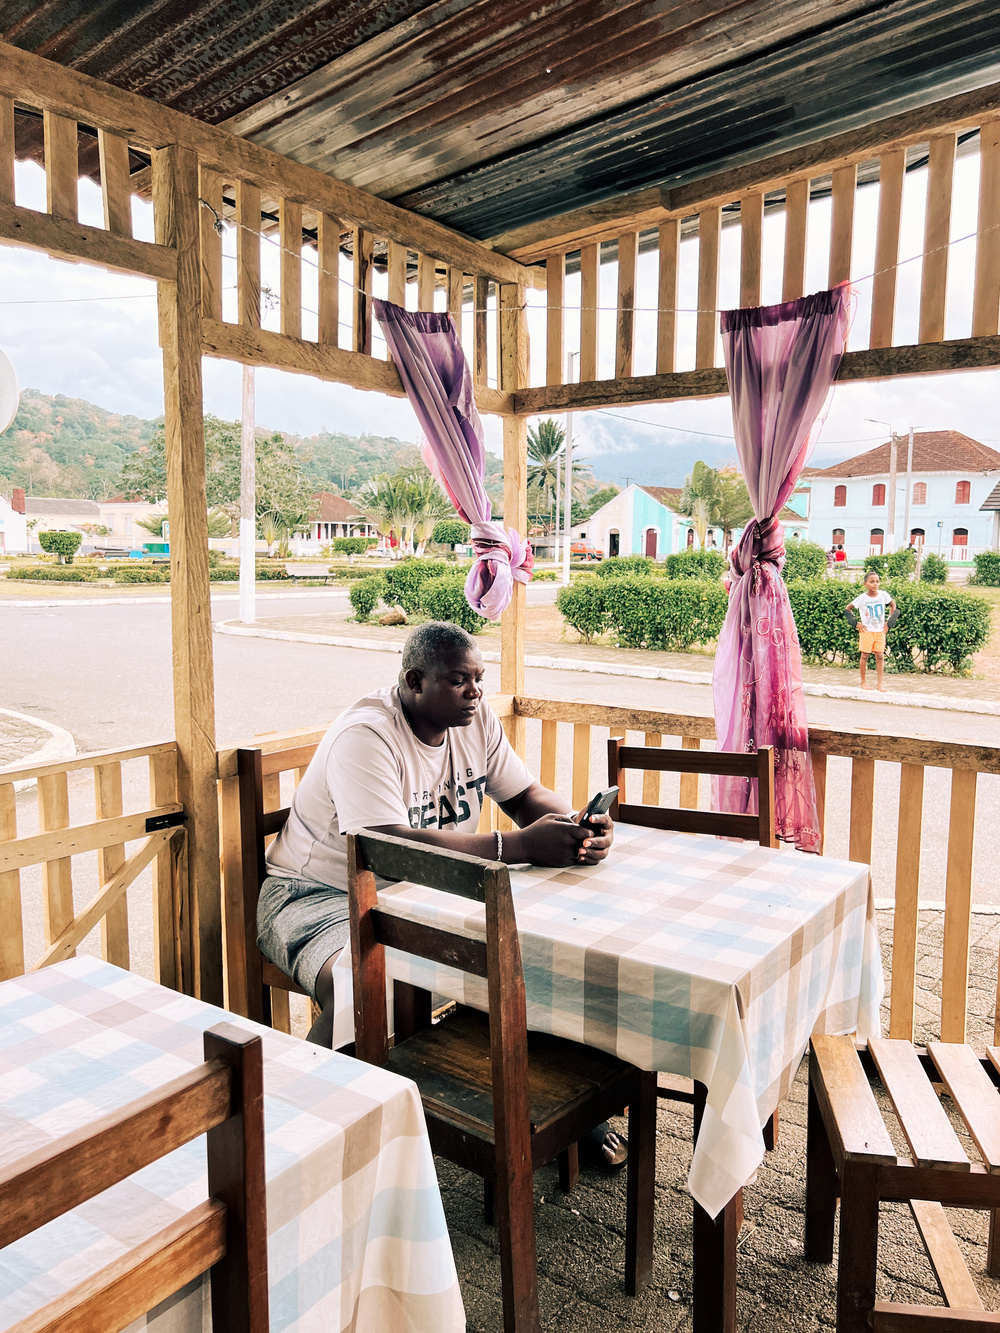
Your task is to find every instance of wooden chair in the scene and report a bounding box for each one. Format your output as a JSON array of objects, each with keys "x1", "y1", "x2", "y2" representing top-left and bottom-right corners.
[
  {"x1": 348, "y1": 829, "x2": 657, "y2": 1333},
  {"x1": 237, "y1": 746, "x2": 311, "y2": 1027},
  {"x1": 0, "y1": 1023, "x2": 268, "y2": 1333},
  {"x1": 806, "y1": 1034, "x2": 1000, "y2": 1331},
  {"x1": 607, "y1": 737, "x2": 778, "y2": 847}
]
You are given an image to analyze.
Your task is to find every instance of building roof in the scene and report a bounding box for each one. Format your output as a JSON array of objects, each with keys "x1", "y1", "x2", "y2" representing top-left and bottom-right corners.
[
  {"x1": 981, "y1": 481, "x2": 1000, "y2": 511},
  {"x1": 7, "y1": 2, "x2": 1000, "y2": 247},
  {"x1": 24, "y1": 497, "x2": 101, "y2": 517},
  {"x1": 310, "y1": 491, "x2": 372, "y2": 524},
  {"x1": 637, "y1": 485, "x2": 682, "y2": 505},
  {"x1": 805, "y1": 432, "x2": 1000, "y2": 479}
]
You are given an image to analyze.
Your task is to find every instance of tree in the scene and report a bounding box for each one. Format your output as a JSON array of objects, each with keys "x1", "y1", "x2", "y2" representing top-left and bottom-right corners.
[
  {"x1": 663, "y1": 461, "x2": 721, "y2": 549},
  {"x1": 526, "y1": 417, "x2": 593, "y2": 530},
  {"x1": 432, "y1": 518, "x2": 470, "y2": 546},
  {"x1": 713, "y1": 468, "x2": 754, "y2": 550},
  {"x1": 38, "y1": 530, "x2": 82, "y2": 563},
  {"x1": 577, "y1": 484, "x2": 620, "y2": 521}
]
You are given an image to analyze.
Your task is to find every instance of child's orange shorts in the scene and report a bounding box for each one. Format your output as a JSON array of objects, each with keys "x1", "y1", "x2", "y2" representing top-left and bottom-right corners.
[{"x1": 859, "y1": 629, "x2": 886, "y2": 654}]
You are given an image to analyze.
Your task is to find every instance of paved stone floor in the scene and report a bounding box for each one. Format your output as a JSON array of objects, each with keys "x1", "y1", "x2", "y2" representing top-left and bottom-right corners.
[
  {"x1": 235, "y1": 612, "x2": 1000, "y2": 708},
  {"x1": 0, "y1": 711, "x2": 53, "y2": 770},
  {"x1": 440, "y1": 908, "x2": 1000, "y2": 1331}
]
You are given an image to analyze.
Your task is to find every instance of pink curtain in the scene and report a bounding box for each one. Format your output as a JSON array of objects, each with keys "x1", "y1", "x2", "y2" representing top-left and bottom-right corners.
[
  {"x1": 373, "y1": 300, "x2": 532, "y2": 620},
  {"x1": 713, "y1": 287, "x2": 851, "y2": 852}
]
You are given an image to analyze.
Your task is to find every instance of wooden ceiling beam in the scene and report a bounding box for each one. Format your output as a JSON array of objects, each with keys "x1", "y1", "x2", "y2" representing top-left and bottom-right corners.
[
  {"x1": 488, "y1": 75, "x2": 1000, "y2": 263},
  {"x1": 0, "y1": 39, "x2": 539, "y2": 289},
  {"x1": 513, "y1": 335, "x2": 1000, "y2": 415}
]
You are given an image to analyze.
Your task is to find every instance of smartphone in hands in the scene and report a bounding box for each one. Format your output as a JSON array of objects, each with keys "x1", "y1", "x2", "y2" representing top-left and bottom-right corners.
[{"x1": 577, "y1": 786, "x2": 619, "y2": 833}]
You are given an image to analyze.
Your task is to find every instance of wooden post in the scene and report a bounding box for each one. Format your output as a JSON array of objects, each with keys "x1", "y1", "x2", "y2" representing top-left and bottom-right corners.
[
  {"x1": 500, "y1": 283, "x2": 527, "y2": 757},
  {"x1": 150, "y1": 750, "x2": 185, "y2": 991},
  {"x1": 474, "y1": 275, "x2": 489, "y2": 385},
  {"x1": 353, "y1": 227, "x2": 374, "y2": 354},
  {"x1": 740, "y1": 192, "x2": 763, "y2": 309},
  {"x1": 317, "y1": 213, "x2": 341, "y2": 346},
  {"x1": 696, "y1": 208, "x2": 720, "y2": 369},
  {"x1": 657, "y1": 220, "x2": 679, "y2": 374},
  {"x1": 848, "y1": 757, "x2": 875, "y2": 865},
  {"x1": 829, "y1": 164, "x2": 856, "y2": 287},
  {"x1": 95, "y1": 761, "x2": 130, "y2": 971},
  {"x1": 387, "y1": 240, "x2": 407, "y2": 307},
  {"x1": 417, "y1": 252, "x2": 436, "y2": 310},
  {"x1": 580, "y1": 243, "x2": 599, "y2": 381},
  {"x1": 642, "y1": 733, "x2": 662, "y2": 806},
  {"x1": 43, "y1": 112, "x2": 78, "y2": 223},
  {"x1": 679, "y1": 736, "x2": 701, "y2": 809},
  {"x1": 870, "y1": 150, "x2": 904, "y2": 349},
  {"x1": 0, "y1": 781, "x2": 24, "y2": 981},
  {"x1": 889, "y1": 762, "x2": 924, "y2": 1040},
  {"x1": 540, "y1": 720, "x2": 559, "y2": 791},
  {"x1": 198, "y1": 165, "x2": 224, "y2": 322},
  {"x1": 153, "y1": 144, "x2": 223, "y2": 1004},
  {"x1": 236, "y1": 179, "x2": 260, "y2": 329},
  {"x1": 546, "y1": 254, "x2": 564, "y2": 385},
  {"x1": 448, "y1": 267, "x2": 464, "y2": 320},
  {"x1": 0, "y1": 96, "x2": 14, "y2": 206},
  {"x1": 973, "y1": 123, "x2": 1000, "y2": 339},
  {"x1": 782, "y1": 180, "x2": 808, "y2": 302},
  {"x1": 616, "y1": 231, "x2": 638, "y2": 378},
  {"x1": 941, "y1": 768, "x2": 976, "y2": 1042},
  {"x1": 572, "y1": 724, "x2": 592, "y2": 811},
  {"x1": 919, "y1": 134, "x2": 956, "y2": 345},
  {"x1": 97, "y1": 129, "x2": 132, "y2": 239},
  {"x1": 279, "y1": 198, "x2": 302, "y2": 339}
]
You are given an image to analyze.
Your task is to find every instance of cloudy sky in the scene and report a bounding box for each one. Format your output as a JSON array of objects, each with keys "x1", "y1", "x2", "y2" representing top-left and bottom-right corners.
[{"x1": 2, "y1": 151, "x2": 999, "y2": 474}]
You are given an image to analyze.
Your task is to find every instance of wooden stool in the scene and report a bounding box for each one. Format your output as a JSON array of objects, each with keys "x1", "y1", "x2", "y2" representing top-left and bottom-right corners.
[{"x1": 806, "y1": 1034, "x2": 1000, "y2": 1331}]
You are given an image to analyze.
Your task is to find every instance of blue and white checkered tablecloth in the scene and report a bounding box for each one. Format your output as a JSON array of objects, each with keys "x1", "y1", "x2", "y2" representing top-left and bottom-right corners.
[
  {"x1": 332, "y1": 823, "x2": 883, "y2": 1219},
  {"x1": 0, "y1": 956, "x2": 464, "y2": 1333}
]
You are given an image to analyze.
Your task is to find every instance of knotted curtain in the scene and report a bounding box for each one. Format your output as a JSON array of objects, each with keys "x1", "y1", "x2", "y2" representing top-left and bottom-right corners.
[
  {"x1": 713, "y1": 287, "x2": 851, "y2": 852},
  {"x1": 373, "y1": 301, "x2": 532, "y2": 620}
]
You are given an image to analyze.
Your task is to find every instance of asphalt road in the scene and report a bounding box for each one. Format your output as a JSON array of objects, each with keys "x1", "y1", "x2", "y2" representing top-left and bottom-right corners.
[{"x1": 3, "y1": 589, "x2": 999, "y2": 918}]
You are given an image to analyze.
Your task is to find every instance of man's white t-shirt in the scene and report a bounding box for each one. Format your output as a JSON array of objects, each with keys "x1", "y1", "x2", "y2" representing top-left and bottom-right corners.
[
  {"x1": 265, "y1": 685, "x2": 534, "y2": 892},
  {"x1": 851, "y1": 590, "x2": 893, "y2": 632}
]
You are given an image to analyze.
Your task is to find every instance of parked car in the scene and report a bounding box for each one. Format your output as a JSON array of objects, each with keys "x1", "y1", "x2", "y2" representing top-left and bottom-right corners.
[{"x1": 570, "y1": 541, "x2": 603, "y2": 561}]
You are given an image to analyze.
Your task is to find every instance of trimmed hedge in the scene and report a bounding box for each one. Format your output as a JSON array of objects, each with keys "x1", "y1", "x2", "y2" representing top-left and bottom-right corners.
[
  {"x1": 662, "y1": 548, "x2": 727, "y2": 581},
  {"x1": 970, "y1": 550, "x2": 1000, "y2": 586},
  {"x1": 419, "y1": 575, "x2": 484, "y2": 634},
  {"x1": 781, "y1": 538, "x2": 827, "y2": 583},
  {"x1": 6, "y1": 565, "x2": 93, "y2": 582},
  {"x1": 330, "y1": 536, "x2": 378, "y2": 555},
  {"x1": 594, "y1": 555, "x2": 653, "y2": 578},
  {"x1": 117, "y1": 566, "x2": 170, "y2": 583},
  {"x1": 432, "y1": 519, "x2": 470, "y2": 546},
  {"x1": 382, "y1": 558, "x2": 451, "y2": 613},
  {"x1": 556, "y1": 577, "x2": 608, "y2": 642},
  {"x1": 38, "y1": 530, "x2": 82, "y2": 564},
  {"x1": 350, "y1": 574, "x2": 385, "y2": 621},
  {"x1": 604, "y1": 577, "x2": 728, "y2": 650},
  {"x1": 864, "y1": 547, "x2": 917, "y2": 579},
  {"x1": 919, "y1": 553, "x2": 948, "y2": 583}
]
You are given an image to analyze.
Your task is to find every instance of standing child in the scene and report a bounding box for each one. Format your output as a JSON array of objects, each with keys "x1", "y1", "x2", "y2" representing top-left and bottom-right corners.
[{"x1": 847, "y1": 571, "x2": 896, "y2": 691}]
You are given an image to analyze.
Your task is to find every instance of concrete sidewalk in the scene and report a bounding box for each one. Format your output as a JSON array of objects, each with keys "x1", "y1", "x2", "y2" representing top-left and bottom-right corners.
[
  {"x1": 0, "y1": 707, "x2": 75, "y2": 784},
  {"x1": 216, "y1": 612, "x2": 1000, "y2": 716}
]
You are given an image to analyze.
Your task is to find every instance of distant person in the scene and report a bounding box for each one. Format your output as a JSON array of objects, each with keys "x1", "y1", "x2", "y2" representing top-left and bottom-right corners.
[
  {"x1": 834, "y1": 544, "x2": 848, "y2": 565},
  {"x1": 846, "y1": 571, "x2": 896, "y2": 692}
]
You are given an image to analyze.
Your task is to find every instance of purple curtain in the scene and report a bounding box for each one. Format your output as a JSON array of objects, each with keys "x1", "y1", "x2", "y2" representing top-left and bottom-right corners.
[
  {"x1": 373, "y1": 300, "x2": 532, "y2": 620},
  {"x1": 713, "y1": 287, "x2": 851, "y2": 853}
]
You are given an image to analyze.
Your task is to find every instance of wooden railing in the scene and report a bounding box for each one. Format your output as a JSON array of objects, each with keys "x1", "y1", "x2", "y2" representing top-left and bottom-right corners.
[
  {"x1": 216, "y1": 700, "x2": 1000, "y2": 1049},
  {"x1": 0, "y1": 743, "x2": 187, "y2": 988}
]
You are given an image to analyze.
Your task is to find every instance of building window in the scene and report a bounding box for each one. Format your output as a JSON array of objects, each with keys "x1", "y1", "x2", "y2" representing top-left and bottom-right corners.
[
  {"x1": 124, "y1": 517, "x2": 132, "y2": 538},
  {"x1": 952, "y1": 528, "x2": 968, "y2": 547},
  {"x1": 832, "y1": 528, "x2": 845, "y2": 545},
  {"x1": 834, "y1": 485, "x2": 847, "y2": 507},
  {"x1": 912, "y1": 482, "x2": 926, "y2": 505},
  {"x1": 872, "y1": 483, "x2": 885, "y2": 505},
  {"x1": 870, "y1": 528, "x2": 884, "y2": 552},
  {"x1": 955, "y1": 480, "x2": 971, "y2": 504},
  {"x1": 910, "y1": 529, "x2": 925, "y2": 547}
]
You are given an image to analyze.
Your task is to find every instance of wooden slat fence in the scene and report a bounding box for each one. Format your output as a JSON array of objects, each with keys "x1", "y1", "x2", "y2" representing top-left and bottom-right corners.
[{"x1": 0, "y1": 743, "x2": 187, "y2": 988}]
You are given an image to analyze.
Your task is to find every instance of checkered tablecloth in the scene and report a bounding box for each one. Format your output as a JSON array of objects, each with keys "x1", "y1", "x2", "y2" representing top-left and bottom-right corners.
[
  {"x1": 0, "y1": 956, "x2": 464, "y2": 1333},
  {"x1": 332, "y1": 823, "x2": 883, "y2": 1219}
]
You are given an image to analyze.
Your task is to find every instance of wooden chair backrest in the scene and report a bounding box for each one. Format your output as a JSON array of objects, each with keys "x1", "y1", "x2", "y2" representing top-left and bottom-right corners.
[
  {"x1": 0, "y1": 1023, "x2": 268, "y2": 1333},
  {"x1": 608, "y1": 739, "x2": 777, "y2": 847}
]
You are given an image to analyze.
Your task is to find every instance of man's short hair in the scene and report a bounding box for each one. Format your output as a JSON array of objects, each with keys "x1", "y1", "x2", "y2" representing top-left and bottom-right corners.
[{"x1": 402, "y1": 621, "x2": 478, "y2": 674}]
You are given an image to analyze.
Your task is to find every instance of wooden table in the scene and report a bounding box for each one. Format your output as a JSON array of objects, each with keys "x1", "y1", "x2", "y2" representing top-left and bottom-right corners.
[
  {"x1": 333, "y1": 821, "x2": 883, "y2": 1332},
  {"x1": 0, "y1": 956, "x2": 465, "y2": 1333}
]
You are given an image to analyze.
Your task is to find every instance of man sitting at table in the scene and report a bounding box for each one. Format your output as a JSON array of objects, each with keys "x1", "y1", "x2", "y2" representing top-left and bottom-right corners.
[{"x1": 258, "y1": 621, "x2": 623, "y2": 1162}]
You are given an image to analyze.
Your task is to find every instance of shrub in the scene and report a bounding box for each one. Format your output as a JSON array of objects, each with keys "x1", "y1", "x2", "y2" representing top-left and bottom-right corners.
[
  {"x1": 863, "y1": 553, "x2": 890, "y2": 578},
  {"x1": 350, "y1": 574, "x2": 384, "y2": 622},
  {"x1": 418, "y1": 575, "x2": 484, "y2": 634},
  {"x1": 919, "y1": 552, "x2": 948, "y2": 583},
  {"x1": 603, "y1": 577, "x2": 728, "y2": 651},
  {"x1": 38, "y1": 530, "x2": 83, "y2": 564},
  {"x1": 887, "y1": 546, "x2": 918, "y2": 579},
  {"x1": 781, "y1": 538, "x2": 827, "y2": 583},
  {"x1": 382, "y1": 557, "x2": 450, "y2": 613},
  {"x1": 662, "y1": 548, "x2": 727, "y2": 581},
  {"x1": 330, "y1": 536, "x2": 378, "y2": 555},
  {"x1": 786, "y1": 578, "x2": 991, "y2": 674},
  {"x1": 970, "y1": 550, "x2": 1000, "y2": 586},
  {"x1": 208, "y1": 566, "x2": 239, "y2": 581},
  {"x1": 531, "y1": 568, "x2": 560, "y2": 581},
  {"x1": 116, "y1": 566, "x2": 170, "y2": 583},
  {"x1": 254, "y1": 563, "x2": 290, "y2": 580},
  {"x1": 431, "y1": 519, "x2": 470, "y2": 546},
  {"x1": 595, "y1": 555, "x2": 654, "y2": 579},
  {"x1": 556, "y1": 578, "x2": 609, "y2": 641},
  {"x1": 6, "y1": 565, "x2": 92, "y2": 582}
]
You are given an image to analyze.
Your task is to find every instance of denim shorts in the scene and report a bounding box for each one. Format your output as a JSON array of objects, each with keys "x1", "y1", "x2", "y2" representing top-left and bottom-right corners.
[{"x1": 256, "y1": 874, "x2": 351, "y2": 999}]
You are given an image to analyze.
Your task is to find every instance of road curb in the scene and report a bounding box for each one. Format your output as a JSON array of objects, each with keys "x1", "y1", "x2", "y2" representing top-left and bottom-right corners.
[
  {"x1": 0, "y1": 587, "x2": 350, "y2": 609},
  {"x1": 0, "y1": 707, "x2": 76, "y2": 791},
  {"x1": 213, "y1": 620, "x2": 1000, "y2": 716}
]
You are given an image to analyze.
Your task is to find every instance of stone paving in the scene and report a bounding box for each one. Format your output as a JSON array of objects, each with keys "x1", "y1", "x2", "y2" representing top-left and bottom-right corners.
[
  {"x1": 225, "y1": 611, "x2": 1000, "y2": 710},
  {"x1": 443, "y1": 908, "x2": 1000, "y2": 1331},
  {"x1": 0, "y1": 711, "x2": 55, "y2": 770}
]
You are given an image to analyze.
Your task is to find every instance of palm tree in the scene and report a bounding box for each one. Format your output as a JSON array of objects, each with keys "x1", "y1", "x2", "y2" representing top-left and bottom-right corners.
[
  {"x1": 664, "y1": 461, "x2": 721, "y2": 548},
  {"x1": 527, "y1": 418, "x2": 593, "y2": 532},
  {"x1": 403, "y1": 472, "x2": 452, "y2": 555},
  {"x1": 713, "y1": 468, "x2": 754, "y2": 551}
]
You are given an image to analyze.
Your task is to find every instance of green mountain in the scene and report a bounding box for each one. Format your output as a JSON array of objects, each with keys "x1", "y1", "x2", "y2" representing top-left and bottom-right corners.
[{"x1": 0, "y1": 389, "x2": 505, "y2": 502}]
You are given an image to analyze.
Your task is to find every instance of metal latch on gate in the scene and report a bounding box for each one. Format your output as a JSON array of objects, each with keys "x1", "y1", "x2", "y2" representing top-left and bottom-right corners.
[{"x1": 146, "y1": 811, "x2": 188, "y2": 833}]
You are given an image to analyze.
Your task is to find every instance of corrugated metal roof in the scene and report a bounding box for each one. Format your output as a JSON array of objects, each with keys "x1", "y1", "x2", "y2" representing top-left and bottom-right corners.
[{"x1": 6, "y1": 0, "x2": 1000, "y2": 241}]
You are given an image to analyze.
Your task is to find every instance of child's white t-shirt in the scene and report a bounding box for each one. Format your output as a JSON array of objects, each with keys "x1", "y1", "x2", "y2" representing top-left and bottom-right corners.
[{"x1": 851, "y1": 591, "x2": 892, "y2": 632}]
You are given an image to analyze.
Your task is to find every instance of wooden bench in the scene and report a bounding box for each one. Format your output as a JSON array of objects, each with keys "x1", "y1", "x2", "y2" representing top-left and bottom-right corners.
[{"x1": 807, "y1": 1034, "x2": 1000, "y2": 1331}]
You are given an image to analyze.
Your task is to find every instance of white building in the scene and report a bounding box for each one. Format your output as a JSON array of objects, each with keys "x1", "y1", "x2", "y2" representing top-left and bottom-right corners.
[
  {"x1": 804, "y1": 431, "x2": 1000, "y2": 561},
  {"x1": 0, "y1": 488, "x2": 28, "y2": 553}
]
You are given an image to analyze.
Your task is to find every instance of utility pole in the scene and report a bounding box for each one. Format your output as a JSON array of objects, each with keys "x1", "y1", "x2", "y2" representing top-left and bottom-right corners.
[
  {"x1": 562, "y1": 350, "x2": 578, "y2": 586},
  {"x1": 887, "y1": 429, "x2": 898, "y2": 551},
  {"x1": 239, "y1": 364, "x2": 256, "y2": 624},
  {"x1": 901, "y1": 424, "x2": 915, "y2": 554}
]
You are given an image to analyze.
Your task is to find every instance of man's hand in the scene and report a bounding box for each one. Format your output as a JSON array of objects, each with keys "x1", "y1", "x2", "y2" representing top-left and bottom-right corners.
[{"x1": 512, "y1": 811, "x2": 613, "y2": 867}]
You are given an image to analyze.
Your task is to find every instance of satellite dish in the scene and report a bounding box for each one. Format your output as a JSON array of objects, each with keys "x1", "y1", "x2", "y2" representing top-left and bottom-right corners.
[{"x1": 0, "y1": 350, "x2": 19, "y2": 436}]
